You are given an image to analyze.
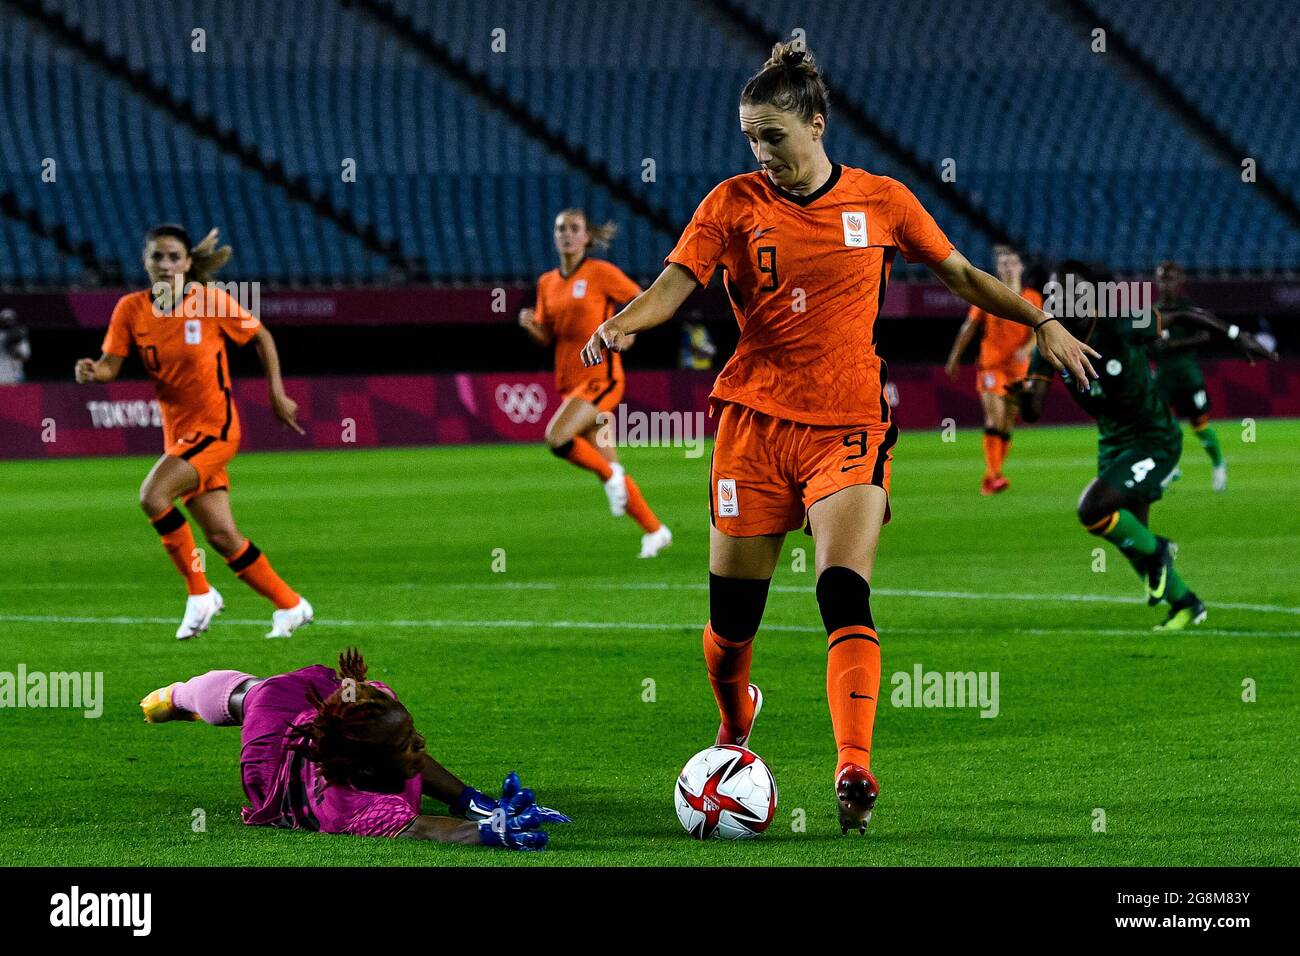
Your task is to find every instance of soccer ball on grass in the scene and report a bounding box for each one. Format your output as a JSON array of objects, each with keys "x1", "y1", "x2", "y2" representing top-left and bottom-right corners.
[{"x1": 674, "y1": 745, "x2": 777, "y2": 840}]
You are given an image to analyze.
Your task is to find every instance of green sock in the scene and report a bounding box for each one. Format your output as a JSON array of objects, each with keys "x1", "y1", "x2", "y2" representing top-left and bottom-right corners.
[
  {"x1": 1196, "y1": 425, "x2": 1224, "y2": 467},
  {"x1": 1164, "y1": 563, "x2": 1191, "y2": 604},
  {"x1": 1100, "y1": 509, "x2": 1158, "y2": 560}
]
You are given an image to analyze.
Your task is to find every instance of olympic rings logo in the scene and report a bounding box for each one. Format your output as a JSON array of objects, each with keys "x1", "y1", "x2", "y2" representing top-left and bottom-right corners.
[{"x1": 494, "y1": 383, "x2": 548, "y2": 424}]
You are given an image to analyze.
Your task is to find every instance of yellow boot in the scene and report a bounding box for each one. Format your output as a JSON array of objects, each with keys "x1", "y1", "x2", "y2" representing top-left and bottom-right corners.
[{"x1": 139, "y1": 683, "x2": 202, "y2": 723}]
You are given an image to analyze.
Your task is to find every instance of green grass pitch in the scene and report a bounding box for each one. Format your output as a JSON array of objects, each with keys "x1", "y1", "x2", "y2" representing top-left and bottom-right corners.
[{"x1": 1, "y1": 420, "x2": 1297, "y2": 866}]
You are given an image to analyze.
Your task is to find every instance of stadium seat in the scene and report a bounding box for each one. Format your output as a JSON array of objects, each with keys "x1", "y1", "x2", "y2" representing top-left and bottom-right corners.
[{"x1": 3, "y1": 0, "x2": 1296, "y2": 285}]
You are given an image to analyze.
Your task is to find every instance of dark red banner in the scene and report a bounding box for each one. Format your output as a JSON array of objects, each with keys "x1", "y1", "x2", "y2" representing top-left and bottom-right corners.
[{"x1": 2, "y1": 360, "x2": 1295, "y2": 461}]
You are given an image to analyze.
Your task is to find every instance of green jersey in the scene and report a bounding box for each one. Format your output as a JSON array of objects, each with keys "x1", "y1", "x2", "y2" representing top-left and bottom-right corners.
[
  {"x1": 1029, "y1": 313, "x2": 1181, "y2": 458},
  {"x1": 1150, "y1": 295, "x2": 1206, "y2": 391}
]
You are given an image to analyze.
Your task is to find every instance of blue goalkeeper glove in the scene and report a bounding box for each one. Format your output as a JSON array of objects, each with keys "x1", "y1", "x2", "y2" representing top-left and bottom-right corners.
[
  {"x1": 457, "y1": 772, "x2": 572, "y2": 825},
  {"x1": 477, "y1": 812, "x2": 549, "y2": 850},
  {"x1": 452, "y1": 785, "x2": 499, "y2": 821},
  {"x1": 499, "y1": 771, "x2": 572, "y2": 825},
  {"x1": 476, "y1": 790, "x2": 553, "y2": 851}
]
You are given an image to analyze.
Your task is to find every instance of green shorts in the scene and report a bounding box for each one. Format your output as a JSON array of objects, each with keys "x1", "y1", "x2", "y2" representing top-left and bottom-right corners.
[
  {"x1": 1154, "y1": 359, "x2": 1208, "y2": 421},
  {"x1": 1098, "y1": 439, "x2": 1183, "y2": 504},
  {"x1": 1160, "y1": 382, "x2": 1211, "y2": 421}
]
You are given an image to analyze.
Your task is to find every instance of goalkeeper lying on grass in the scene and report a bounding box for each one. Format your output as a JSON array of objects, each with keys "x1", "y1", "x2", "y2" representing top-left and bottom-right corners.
[{"x1": 140, "y1": 648, "x2": 569, "y2": 849}]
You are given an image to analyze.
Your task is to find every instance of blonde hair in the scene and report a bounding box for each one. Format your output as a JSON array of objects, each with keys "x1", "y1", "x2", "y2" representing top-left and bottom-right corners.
[
  {"x1": 558, "y1": 208, "x2": 618, "y2": 251},
  {"x1": 188, "y1": 228, "x2": 233, "y2": 283}
]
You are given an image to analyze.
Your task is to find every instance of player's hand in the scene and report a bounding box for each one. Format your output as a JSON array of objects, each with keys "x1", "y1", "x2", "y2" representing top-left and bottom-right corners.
[
  {"x1": 456, "y1": 786, "x2": 498, "y2": 821},
  {"x1": 581, "y1": 318, "x2": 632, "y2": 367},
  {"x1": 517, "y1": 307, "x2": 538, "y2": 330},
  {"x1": 1035, "y1": 319, "x2": 1100, "y2": 391},
  {"x1": 499, "y1": 771, "x2": 571, "y2": 825},
  {"x1": 477, "y1": 808, "x2": 550, "y2": 851},
  {"x1": 943, "y1": 358, "x2": 959, "y2": 381},
  {"x1": 74, "y1": 358, "x2": 97, "y2": 384},
  {"x1": 271, "y1": 391, "x2": 306, "y2": 435},
  {"x1": 460, "y1": 772, "x2": 572, "y2": 826},
  {"x1": 1237, "y1": 330, "x2": 1278, "y2": 366},
  {"x1": 475, "y1": 780, "x2": 568, "y2": 851}
]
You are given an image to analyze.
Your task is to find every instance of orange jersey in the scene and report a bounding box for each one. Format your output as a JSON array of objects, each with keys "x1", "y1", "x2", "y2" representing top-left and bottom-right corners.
[
  {"x1": 536, "y1": 257, "x2": 641, "y2": 394},
  {"x1": 102, "y1": 286, "x2": 261, "y2": 447},
  {"x1": 667, "y1": 164, "x2": 953, "y2": 426},
  {"x1": 970, "y1": 287, "x2": 1042, "y2": 368}
]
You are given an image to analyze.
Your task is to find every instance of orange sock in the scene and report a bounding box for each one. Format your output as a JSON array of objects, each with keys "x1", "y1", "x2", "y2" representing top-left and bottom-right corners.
[
  {"x1": 982, "y1": 431, "x2": 999, "y2": 478},
  {"x1": 562, "y1": 436, "x2": 613, "y2": 481},
  {"x1": 226, "y1": 540, "x2": 298, "y2": 609},
  {"x1": 703, "y1": 622, "x2": 754, "y2": 738},
  {"x1": 624, "y1": 475, "x2": 661, "y2": 533},
  {"x1": 150, "y1": 507, "x2": 209, "y2": 595},
  {"x1": 826, "y1": 625, "x2": 881, "y2": 772}
]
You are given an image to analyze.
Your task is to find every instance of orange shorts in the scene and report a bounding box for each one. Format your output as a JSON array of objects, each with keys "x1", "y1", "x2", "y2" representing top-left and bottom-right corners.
[
  {"x1": 976, "y1": 363, "x2": 1029, "y2": 395},
  {"x1": 709, "y1": 402, "x2": 897, "y2": 537},
  {"x1": 564, "y1": 376, "x2": 624, "y2": 413},
  {"x1": 167, "y1": 432, "x2": 238, "y2": 502}
]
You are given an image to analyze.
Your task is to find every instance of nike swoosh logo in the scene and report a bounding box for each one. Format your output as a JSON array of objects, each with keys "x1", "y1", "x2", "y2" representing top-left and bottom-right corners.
[
  {"x1": 1150, "y1": 566, "x2": 1167, "y2": 598},
  {"x1": 850, "y1": 692, "x2": 874, "y2": 700},
  {"x1": 841, "y1": 464, "x2": 870, "y2": 472},
  {"x1": 753, "y1": 227, "x2": 776, "y2": 239}
]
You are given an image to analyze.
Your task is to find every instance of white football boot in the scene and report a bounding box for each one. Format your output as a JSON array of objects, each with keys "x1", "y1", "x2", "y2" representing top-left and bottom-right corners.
[
  {"x1": 176, "y1": 587, "x2": 223, "y2": 640},
  {"x1": 638, "y1": 523, "x2": 673, "y2": 558},
  {"x1": 267, "y1": 597, "x2": 314, "y2": 639},
  {"x1": 1212, "y1": 463, "x2": 1228, "y2": 493},
  {"x1": 604, "y1": 462, "x2": 628, "y2": 516}
]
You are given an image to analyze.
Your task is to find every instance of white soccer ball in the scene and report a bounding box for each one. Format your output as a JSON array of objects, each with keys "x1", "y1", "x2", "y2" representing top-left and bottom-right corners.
[{"x1": 674, "y1": 745, "x2": 777, "y2": 840}]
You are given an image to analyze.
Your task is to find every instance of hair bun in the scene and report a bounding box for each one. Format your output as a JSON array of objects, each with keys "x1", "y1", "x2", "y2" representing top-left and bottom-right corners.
[
  {"x1": 764, "y1": 40, "x2": 817, "y2": 75},
  {"x1": 744, "y1": 42, "x2": 829, "y2": 122}
]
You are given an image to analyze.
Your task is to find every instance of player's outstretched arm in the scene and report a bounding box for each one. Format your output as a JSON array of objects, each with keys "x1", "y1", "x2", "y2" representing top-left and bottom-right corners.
[
  {"x1": 419, "y1": 752, "x2": 471, "y2": 806},
  {"x1": 395, "y1": 815, "x2": 484, "y2": 844},
  {"x1": 444, "y1": 770, "x2": 572, "y2": 825},
  {"x1": 1150, "y1": 325, "x2": 1211, "y2": 354},
  {"x1": 1161, "y1": 307, "x2": 1278, "y2": 364},
  {"x1": 398, "y1": 782, "x2": 563, "y2": 850},
  {"x1": 396, "y1": 814, "x2": 551, "y2": 850},
  {"x1": 251, "y1": 325, "x2": 305, "y2": 434},
  {"x1": 74, "y1": 352, "x2": 123, "y2": 384},
  {"x1": 930, "y1": 250, "x2": 1100, "y2": 388},
  {"x1": 580, "y1": 263, "x2": 696, "y2": 367}
]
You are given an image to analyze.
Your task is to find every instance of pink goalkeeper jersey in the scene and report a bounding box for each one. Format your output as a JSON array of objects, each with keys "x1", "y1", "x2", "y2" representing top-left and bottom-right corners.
[{"x1": 239, "y1": 665, "x2": 422, "y2": 837}]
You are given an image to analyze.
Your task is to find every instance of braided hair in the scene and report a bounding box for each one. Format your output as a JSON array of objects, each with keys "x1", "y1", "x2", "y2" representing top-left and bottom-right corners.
[{"x1": 287, "y1": 648, "x2": 424, "y2": 794}]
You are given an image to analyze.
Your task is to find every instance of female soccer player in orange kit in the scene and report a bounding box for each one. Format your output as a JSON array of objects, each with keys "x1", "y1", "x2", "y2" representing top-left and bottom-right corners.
[
  {"x1": 582, "y1": 45, "x2": 1098, "y2": 833},
  {"x1": 944, "y1": 244, "x2": 1043, "y2": 494},
  {"x1": 75, "y1": 225, "x2": 313, "y2": 640},
  {"x1": 519, "y1": 209, "x2": 671, "y2": 558}
]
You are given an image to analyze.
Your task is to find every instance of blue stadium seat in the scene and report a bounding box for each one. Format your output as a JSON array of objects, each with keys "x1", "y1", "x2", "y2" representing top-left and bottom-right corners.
[{"x1": 3, "y1": 0, "x2": 1296, "y2": 285}]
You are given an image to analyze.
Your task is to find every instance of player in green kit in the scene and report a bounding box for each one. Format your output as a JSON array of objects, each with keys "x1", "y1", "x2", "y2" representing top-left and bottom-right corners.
[
  {"x1": 1150, "y1": 261, "x2": 1223, "y2": 489},
  {"x1": 1009, "y1": 261, "x2": 1273, "y2": 630}
]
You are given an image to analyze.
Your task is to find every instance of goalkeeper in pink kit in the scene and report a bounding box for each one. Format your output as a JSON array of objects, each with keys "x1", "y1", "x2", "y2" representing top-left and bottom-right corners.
[{"x1": 140, "y1": 648, "x2": 569, "y2": 849}]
